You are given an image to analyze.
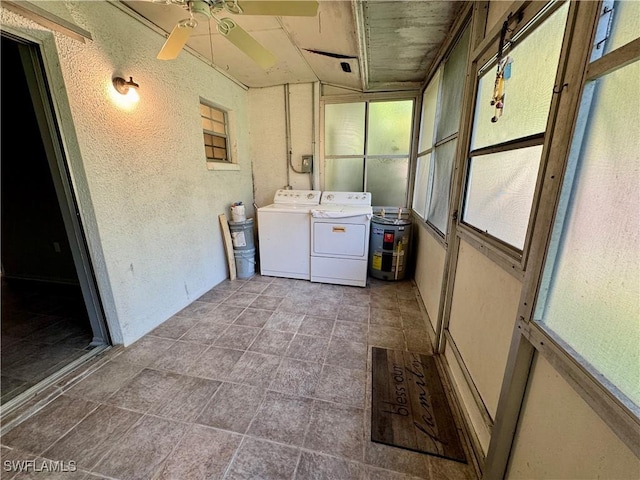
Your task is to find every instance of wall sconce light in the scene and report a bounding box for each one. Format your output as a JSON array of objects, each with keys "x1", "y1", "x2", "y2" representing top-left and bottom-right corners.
[{"x1": 112, "y1": 76, "x2": 139, "y2": 95}]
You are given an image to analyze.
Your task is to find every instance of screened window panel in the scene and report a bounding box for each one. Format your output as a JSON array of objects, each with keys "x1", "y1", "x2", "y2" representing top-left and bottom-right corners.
[
  {"x1": 535, "y1": 61, "x2": 640, "y2": 409},
  {"x1": 419, "y1": 70, "x2": 441, "y2": 154},
  {"x1": 412, "y1": 153, "x2": 432, "y2": 218},
  {"x1": 463, "y1": 145, "x2": 542, "y2": 249},
  {"x1": 324, "y1": 157, "x2": 364, "y2": 192},
  {"x1": 436, "y1": 26, "x2": 470, "y2": 142},
  {"x1": 602, "y1": 1, "x2": 640, "y2": 55},
  {"x1": 427, "y1": 139, "x2": 457, "y2": 233},
  {"x1": 471, "y1": 3, "x2": 569, "y2": 150},
  {"x1": 367, "y1": 157, "x2": 409, "y2": 207},
  {"x1": 324, "y1": 103, "x2": 366, "y2": 156},
  {"x1": 368, "y1": 101, "x2": 413, "y2": 155}
]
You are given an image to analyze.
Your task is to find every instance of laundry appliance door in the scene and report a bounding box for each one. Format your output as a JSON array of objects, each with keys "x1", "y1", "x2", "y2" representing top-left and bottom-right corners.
[
  {"x1": 312, "y1": 220, "x2": 367, "y2": 258},
  {"x1": 258, "y1": 207, "x2": 312, "y2": 280}
]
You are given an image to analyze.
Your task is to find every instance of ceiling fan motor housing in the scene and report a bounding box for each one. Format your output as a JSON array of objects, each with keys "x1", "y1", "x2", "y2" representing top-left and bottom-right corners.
[{"x1": 189, "y1": 0, "x2": 214, "y2": 18}]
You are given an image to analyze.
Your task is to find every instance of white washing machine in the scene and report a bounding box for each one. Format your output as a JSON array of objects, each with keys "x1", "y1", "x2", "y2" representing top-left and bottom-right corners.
[
  {"x1": 257, "y1": 189, "x2": 321, "y2": 280},
  {"x1": 310, "y1": 192, "x2": 373, "y2": 287}
]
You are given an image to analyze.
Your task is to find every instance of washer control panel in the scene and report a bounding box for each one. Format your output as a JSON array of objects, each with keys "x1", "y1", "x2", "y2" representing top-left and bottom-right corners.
[
  {"x1": 274, "y1": 189, "x2": 321, "y2": 205},
  {"x1": 320, "y1": 191, "x2": 372, "y2": 206}
]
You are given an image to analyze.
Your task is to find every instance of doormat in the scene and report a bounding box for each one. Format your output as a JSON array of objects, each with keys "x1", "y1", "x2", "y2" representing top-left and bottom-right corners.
[{"x1": 371, "y1": 347, "x2": 467, "y2": 463}]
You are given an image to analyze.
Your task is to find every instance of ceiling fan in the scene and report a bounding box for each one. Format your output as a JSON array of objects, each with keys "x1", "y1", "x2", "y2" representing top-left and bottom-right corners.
[{"x1": 153, "y1": 0, "x2": 319, "y2": 69}]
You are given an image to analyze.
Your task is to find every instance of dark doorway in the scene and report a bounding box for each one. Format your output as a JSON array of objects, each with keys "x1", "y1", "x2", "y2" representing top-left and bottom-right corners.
[{"x1": 1, "y1": 35, "x2": 108, "y2": 406}]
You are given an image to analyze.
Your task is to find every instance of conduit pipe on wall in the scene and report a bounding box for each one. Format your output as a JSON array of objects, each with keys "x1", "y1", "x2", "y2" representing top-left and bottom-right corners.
[
  {"x1": 310, "y1": 82, "x2": 315, "y2": 190},
  {"x1": 284, "y1": 83, "x2": 313, "y2": 188},
  {"x1": 284, "y1": 83, "x2": 292, "y2": 189}
]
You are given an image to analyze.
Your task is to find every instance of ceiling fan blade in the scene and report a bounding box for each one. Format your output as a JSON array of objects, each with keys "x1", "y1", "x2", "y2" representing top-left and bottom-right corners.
[
  {"x1": 157, "y1": 22, "x2": 194, "y2": 60},
  {"x1": 219, "y1": 19, "x2": 277, "y2": 69},
  {"x1": 236, "y1": 1, "x2": 319, "y2": 17}
]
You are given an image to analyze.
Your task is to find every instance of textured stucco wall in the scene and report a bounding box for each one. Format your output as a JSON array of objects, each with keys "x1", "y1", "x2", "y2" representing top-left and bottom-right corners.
[
  {"x1": 1, "y1": 1, "x2": 253, "y2": 345},
  {"x1": 249, "y1": 83, "x2": 317, "y2": 208}
]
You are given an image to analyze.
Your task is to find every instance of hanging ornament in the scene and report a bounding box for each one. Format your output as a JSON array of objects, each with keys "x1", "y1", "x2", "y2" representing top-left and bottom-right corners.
[
  {"x1": 490, "y1": 19, "x2": 514, "y2": 123},
  {"x1": 491, "y1": 56, "x2": 512, "y2": 122}
]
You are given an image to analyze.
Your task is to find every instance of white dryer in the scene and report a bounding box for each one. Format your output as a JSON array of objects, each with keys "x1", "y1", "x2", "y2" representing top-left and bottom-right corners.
[
  {"x1": 257, "y1": 189, "x2": 321, "y2": 280},
  {"x1": 310, "y1": 192, "x2": 373, "y2": 287}
]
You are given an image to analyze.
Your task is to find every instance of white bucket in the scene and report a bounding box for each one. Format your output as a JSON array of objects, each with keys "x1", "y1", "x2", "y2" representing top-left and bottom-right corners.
[
  {"x1": 234, "y1": 247, "x2": 256, "y2": 279},
  {"x1": 231, "y1": 204, "x2": 246, "y2": 222},
  {"x1": 229, "y1": 218, "x2": 255, "y2": 251}
]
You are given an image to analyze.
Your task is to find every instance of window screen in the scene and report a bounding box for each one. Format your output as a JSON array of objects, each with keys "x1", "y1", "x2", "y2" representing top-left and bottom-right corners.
[
  {"x1": 436, "y1": 27, "x2": 471, "y2": 142},
  {"x1": 323, "y1": 99, "x2": 414, "y2": 206},
  {"x1": 471, "y1": 3, "x2": 569, "y2": 150},
  {"x1": 412, "y1": 153, "x2": 432, "y2": 218},
  {"x1": 324, "y1": 157, "x2": 364, "y2": 192},
  {"x1": 411, "y1": 23, "x2": 470, "y2": 235},
  {"x1": 418, "y1": 70, "x2": 441, "y2": 154},
  {"x1": 599, "y1": 0, "x2": 640, "y2": 56},
  {"x1": 464, "y1": 146, "x2": 542, "y2": 249},
  {"x1": 462, "y1": 3, "x2": 569, "y2": 251},
  {"x1": 534, "y1": 58, "x2": 640, "y2": 411},
  {"x1": 367, "y1": 157, "x2": 409, "y2": 207},
  {"x1": 324, "y1": 103, "x2": 366, "y2": 156},
  {"x1": 428, "y1": 139, "x2": 458, "y2": 233},
  {"x1": 368, "y1": 101, "x2": 413, "y2": 156}
]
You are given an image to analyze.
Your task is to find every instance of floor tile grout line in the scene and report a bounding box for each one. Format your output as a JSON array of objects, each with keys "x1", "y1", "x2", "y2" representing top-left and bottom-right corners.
[
  {"x1": 4, "y1": 277, "x2": 474, "y2": 480},
  {"x1": 181, "y1": 377, "x2": 225, "y2": 428},
  {"x1": 13, "y1": 399, "x2": 101, "y2": 460},
  {"x1": 146, "y1": 413, "x2": 193, "y2": 480},
  {"x1": 240, "y1": 385, "x2": 272, "y2": 439},
  {"x1": 65, "y1": 405, "x2": 150, "y2": 474},
  {"x1": 82, "y1": 362, "x2": 368, "y2": 422},
  {"x1": 220, "y1": 432, "x2": 249, "y2": 479},
  {"x1": 91, "y1": 411, "x2": 185, "y2": 479},
  {"x1": 290, "y1": 449, "x2": 304, "y2": 479}
]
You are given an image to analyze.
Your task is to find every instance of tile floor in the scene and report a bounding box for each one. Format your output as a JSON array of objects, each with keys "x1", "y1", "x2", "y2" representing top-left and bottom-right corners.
[
  {"x1": 0, "y1": 275, "x2": 479, "y2": 480},
  {"x1": 1, "y1": 279, "x2": 94, "y2": 405}
]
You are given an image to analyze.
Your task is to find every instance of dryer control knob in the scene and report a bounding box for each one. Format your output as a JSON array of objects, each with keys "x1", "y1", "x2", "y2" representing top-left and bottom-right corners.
[
  {"x1": 327, "y1": 194, "x2": 334, "y2": 201},
  {"x1": 307, "y1": 193, "x2": 315, "y2": 199}
]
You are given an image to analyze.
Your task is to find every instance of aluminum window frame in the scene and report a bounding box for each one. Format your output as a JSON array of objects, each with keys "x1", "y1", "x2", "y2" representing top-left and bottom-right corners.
[
  {"x1": 320, "y1": 94, "x2": 417, "y2": 207},
  {"x1": 457, "y1": 0, "x2": 571, "y2": 273},
  {"x1": 411, "y1": 20, "x2": 473, "y2": 246},
  {"x1": 485, "y1": 2, "x2": 640, "y2": 477},
  {"x1": 530, "y1": 0, "x2": 640, "y2": 440}
]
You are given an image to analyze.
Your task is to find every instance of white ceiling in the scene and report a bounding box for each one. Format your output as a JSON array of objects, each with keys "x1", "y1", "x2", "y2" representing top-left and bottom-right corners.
[{"x1": 120, "y1": 0, "x2": 463, "y2": 92}]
